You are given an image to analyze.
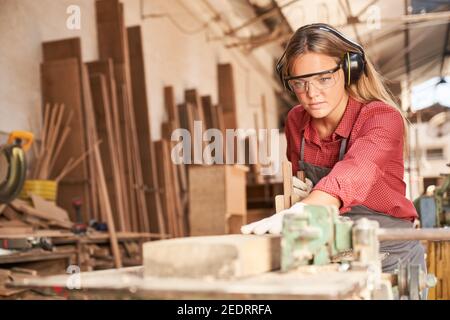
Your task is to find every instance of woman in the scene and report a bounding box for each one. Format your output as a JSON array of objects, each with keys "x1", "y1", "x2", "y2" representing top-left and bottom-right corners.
[{"x1": 241, "y1": 23, "x2": 426, "y2": 275}]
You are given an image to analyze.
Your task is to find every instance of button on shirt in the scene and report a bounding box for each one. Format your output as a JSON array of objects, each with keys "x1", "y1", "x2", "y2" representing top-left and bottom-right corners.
[{"x1": 285, "y1": 95, "x2": 418, "y2": 221}]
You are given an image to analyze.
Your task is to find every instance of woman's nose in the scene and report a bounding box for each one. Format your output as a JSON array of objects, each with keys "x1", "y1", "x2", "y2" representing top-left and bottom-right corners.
[{"x1": 306, "y1": 82, "x2": 320, "y2": 98}]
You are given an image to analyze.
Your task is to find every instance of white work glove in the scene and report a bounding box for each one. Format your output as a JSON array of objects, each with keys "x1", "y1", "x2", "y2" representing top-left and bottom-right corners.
[
  {"x1": 292, "y1": 176, "x2": 313, "y2": 200},
  {"x1": 240, "y1": 202, "x2": 306, "y2": 235}
]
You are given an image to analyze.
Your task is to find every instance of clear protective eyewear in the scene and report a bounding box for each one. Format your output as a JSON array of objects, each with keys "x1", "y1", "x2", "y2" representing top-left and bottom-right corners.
[{"x1": 285, "y1": 65, "x2": 341, "y2": 93}]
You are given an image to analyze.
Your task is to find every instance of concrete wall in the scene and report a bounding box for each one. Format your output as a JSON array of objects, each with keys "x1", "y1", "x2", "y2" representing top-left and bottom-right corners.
[{"x1": 0, "y1": 0, "x2": 281, "y2": 144}]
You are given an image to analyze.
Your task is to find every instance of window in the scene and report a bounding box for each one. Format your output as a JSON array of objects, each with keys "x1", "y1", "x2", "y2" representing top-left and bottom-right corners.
[{"x1": 426, "y1": 148, "x2": 444, "y2": 160}]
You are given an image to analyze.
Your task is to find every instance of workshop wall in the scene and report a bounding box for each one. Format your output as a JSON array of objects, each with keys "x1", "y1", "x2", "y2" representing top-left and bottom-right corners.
[{"x1": 0, "y1": 0, "x2": 281, "y2": 145}]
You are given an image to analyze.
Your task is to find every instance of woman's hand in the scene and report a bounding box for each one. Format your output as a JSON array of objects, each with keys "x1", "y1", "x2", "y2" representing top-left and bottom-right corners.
[
  {"x1": 240, "y1": 202, "x2": 306, "y2": 235},
  {"x1": 292, "y1": 176, "x2": 313, "y2": 200}
]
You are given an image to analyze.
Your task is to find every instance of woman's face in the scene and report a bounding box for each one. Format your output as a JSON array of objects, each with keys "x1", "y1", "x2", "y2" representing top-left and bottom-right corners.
[{"x1": 290, "y1": 52, "x2": 347, "y2": 119}]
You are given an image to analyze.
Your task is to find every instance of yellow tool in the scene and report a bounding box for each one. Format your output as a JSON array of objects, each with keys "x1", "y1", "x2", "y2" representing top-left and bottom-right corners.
[{"x1": 0, "y1": 130, "x2": 34, "y2": 203}]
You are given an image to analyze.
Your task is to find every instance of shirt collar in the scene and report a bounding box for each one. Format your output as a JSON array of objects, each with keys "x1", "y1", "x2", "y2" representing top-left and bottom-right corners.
[
  {"x1": 334, "y1": 95, "x2": 362, "y2": 139},
  {"x1": 300, "y1": 95, "x2": 363, "y2": 140}
]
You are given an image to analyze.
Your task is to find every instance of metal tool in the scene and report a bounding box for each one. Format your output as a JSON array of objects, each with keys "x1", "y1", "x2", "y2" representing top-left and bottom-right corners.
[
  {"x1": 0, "y1": 237, "x2": 53, "y2": 251},
  {"x1": 281, "y1": 205, "x2": 450, "y2": 299},
  {"x1": 281, "y1": 205, "x2": 353, "y2": 270},
  {"x1": 71, "y1": 197, "x2": 87, "y2": 234},
  {"x1": 0, "y1": 131, "x2": 34, "y2": 204}
]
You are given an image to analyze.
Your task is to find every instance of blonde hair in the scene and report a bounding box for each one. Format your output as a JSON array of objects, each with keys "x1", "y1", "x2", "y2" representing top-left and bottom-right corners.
[{"x1": 281, "y1": 24, "x2": 409, "y2": 156}]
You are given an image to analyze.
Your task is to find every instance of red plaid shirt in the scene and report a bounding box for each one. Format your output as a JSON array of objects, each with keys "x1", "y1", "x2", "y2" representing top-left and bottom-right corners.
[{"x1": 285, "y1": 95, "x2": 417, "y2": 221}]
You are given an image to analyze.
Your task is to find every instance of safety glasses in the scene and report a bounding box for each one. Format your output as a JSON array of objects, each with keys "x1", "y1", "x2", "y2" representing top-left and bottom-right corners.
[{"x1": 285, "y1": 65, "x2": 341, "y2": 93}]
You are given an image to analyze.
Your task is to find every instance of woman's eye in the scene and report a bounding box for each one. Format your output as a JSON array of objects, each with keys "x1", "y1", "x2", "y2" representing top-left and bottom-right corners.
[
  {"x1": 292, "y1": 81, "x2": 306, "y2": 88},
  {"x1": 319, "y1": 77, "x2": 332, "y2": 83}
]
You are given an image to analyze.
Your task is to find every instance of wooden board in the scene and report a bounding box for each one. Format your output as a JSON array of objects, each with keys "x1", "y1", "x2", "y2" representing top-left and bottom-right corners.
[
  {"x1": 164, "y1": 86, "x2": 180, "y2": 128},
  {"x1": 153, "y1": 140, "x2": 177, "y2": 238},
  {"x1": 189, "y1": 165, "x2": 248, "y2": 236},
  {"x1": 30, "y1": 194, "x2": 70, "y2": 222},
  {"x1": 8, "y1": 265, "x2": 371, "y2": 300},
  {"x1": 88, "y1": 74, "x2": 127, "y2": 231},
  {"x1": 86, "y1": 59, "x2": 130, "y2": 230},
  {"x1": 0, "y1": 227, "x2": 34, "y2": 235},
  {"x1": 201, "y1": 95, "x2": 214, "y2": 130},
  {"x1": 217, "y1": 63, "x2": 237, "y2": 129},
  {"x1": 41, "y1": 37, "x2": 96, "y2": 223},
  {"x1": 127, "y1": 25, "x2": 163, "y2": 234},
  {"x1": 10, "y1": 200, "x2": 73, "y2": 229},
  {"x1": 143, "y1": 235, "x2": 280, "y2": 279},
  {"x1": 427, "y1": 241, "x2": 450, "y2": 300},
  {"x1": 40, "y1": 58, "x2": 91, "y2": 221},
  {"x1": 185, "y1": 89, "x2": 206, "y2": 126},
  {"x1": 95, "y1": 0, "x2": 140, "y2": 232}
]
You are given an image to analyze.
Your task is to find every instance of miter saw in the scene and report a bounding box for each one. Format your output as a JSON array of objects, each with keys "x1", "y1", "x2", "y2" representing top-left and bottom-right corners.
[{"x1": 0, "y1": 131, "x2": 34, "y2": 204}]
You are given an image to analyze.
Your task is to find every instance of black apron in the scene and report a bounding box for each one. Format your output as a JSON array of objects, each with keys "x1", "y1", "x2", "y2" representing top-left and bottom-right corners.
[{"x1": 299, "y1": 136, "x2": 426, "y2": 274}]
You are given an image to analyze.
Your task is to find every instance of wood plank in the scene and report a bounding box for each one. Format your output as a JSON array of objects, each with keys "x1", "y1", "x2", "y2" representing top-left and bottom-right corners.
[
  {"x1": 282, "y1": 161, "x2": 293, "y2": 209},
  {"x1": 86, "y1": 59, "x2": 130, "y2": 230},
  {"x1": 189, "y1": 165, "x2": 247, "y2": 236},
  {"x1": 164, "y1": 86, "x2": 180, "y2": 127},
  {"x1": 80, "y1": 53, "x2": 123, "y2": 268},
  {"x1": 201, "y1": 95, "x2": 214, "y2": 130},
  {"x1": 10, "y1": 200, "x2": 73, "y2": 229},
  {"x1": 40, "y1": 58, "x2": 91, "y2": 222},
  {"x1": 93, "y1": 144, "x2": 122, "y2": 268},
  {"x1": 427, "y1": 241, "x2": 436, "y2": 299},
  {"x1": 217, "y1": 63, "x2": 237, "y2": 129},
  {"x1": 80, "y1": 63, "x2": 102, "y2": 224},
  {"x1": 0, "y1": 227, "x2": 34, "y2": 235},
  {"x1": 121, "y1": 84, "x2": 149, "y2": 232},
  {"x1": 185, "y1": 89, "x2": 206, "y2": 126},
  {"x1": 42, "y1": 37, "x2": 97, "y2": 223},
  {"x1": 88, "y1": 74, "x2": 127, "y2": 231},
  {"x1": 143, "y1": 235, "x2": 280, "y2": 279},
  {"x1": 0, "y1": 230, "x2": 74, "y2": 239},
  {"x1": 164, "y1": 86, "x2": 188, "y2": 233},
  {"x1": 30, "y1": 194, "x2": 70, "y2": 222},
  {"x1": 96, "y1": 0, "x2": 139, "y2": 231},
  {"x1": 127, "y1": 25, "x2": 163, "y2": 234},
  {"x1": 154, "y1": 141, "x2": 175, "y2": 238}
]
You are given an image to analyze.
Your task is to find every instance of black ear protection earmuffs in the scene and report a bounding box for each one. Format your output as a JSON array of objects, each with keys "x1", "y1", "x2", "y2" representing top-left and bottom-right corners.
[{"x1": 276, "y1": 23, "x2": 367, "y2": 92}]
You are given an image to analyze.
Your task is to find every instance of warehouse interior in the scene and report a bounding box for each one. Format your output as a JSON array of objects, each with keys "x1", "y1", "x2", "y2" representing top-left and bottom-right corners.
[{"x1": 0, "y1": 0, "x2": 450, "y2": 300}]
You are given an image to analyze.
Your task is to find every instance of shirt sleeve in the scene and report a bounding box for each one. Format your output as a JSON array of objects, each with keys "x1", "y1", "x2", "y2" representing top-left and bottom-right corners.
[{"x1": 313, "y1": 106, "x2": 404, "y2": 208}]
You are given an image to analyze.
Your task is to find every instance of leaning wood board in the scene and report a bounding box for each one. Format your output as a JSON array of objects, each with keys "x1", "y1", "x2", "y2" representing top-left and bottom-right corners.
[
  {"x1": 88, "y1": 74, "x2": 127, "y2": 231},
  {"x1": 127, "y1": 25, "x2": 163, "y2": 234},
  {"x1": 217, "y1": 63, "x2": 238, "y2": 129},
  {"x1": 40, "y1": 58, "x2": 91, "y2": 221},
  {"x1": 96, "y1": 0, "x2": 147, "y2": 232},
  {"x1": 42, "y1": 38, "x2": 96, "y2": 221},
  {"x1": 87, "y1": 59, "x2": 130, "y2": 231}
]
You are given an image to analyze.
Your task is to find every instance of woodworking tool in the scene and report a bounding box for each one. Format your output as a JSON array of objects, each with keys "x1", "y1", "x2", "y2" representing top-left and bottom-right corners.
[
  {"x1": 280, "y1": 205, "x2": 450, "y2": 299},
  {"x1": 71, "y1": 197, "x2": 87, "y2": 234},
  {"x1": 0, "y1": 237, "x2": 53, "y2": 251},
  {"x1": 281, "y1": 205, "x2": 353, "y2": 269},
  {"x1": 0, "y1": 131, "x2": 34, "y2": 204}
]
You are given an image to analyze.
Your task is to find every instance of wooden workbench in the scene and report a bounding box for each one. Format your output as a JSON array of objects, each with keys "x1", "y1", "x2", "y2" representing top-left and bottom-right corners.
[{"x1": 8, "y1": 265, "x2": 371, "y2": 300}]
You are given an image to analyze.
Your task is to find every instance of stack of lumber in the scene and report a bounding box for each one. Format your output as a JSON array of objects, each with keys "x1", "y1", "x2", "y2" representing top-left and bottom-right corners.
[
  {"x1": 0, "y1": 197, "x2": 73, "y2": 232},
  {"x1": 37, "y1": 0, "x2": 164, "y2": 238},
  {"x1": 0, "y1": 233, "x2": 151, "y2": 299},
  {"x1": 33, "y1": 0, "x2": 260, "y2": 242},
  {"x1": 158, "y1": 85, "x2": 228, "y2": 238}
]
